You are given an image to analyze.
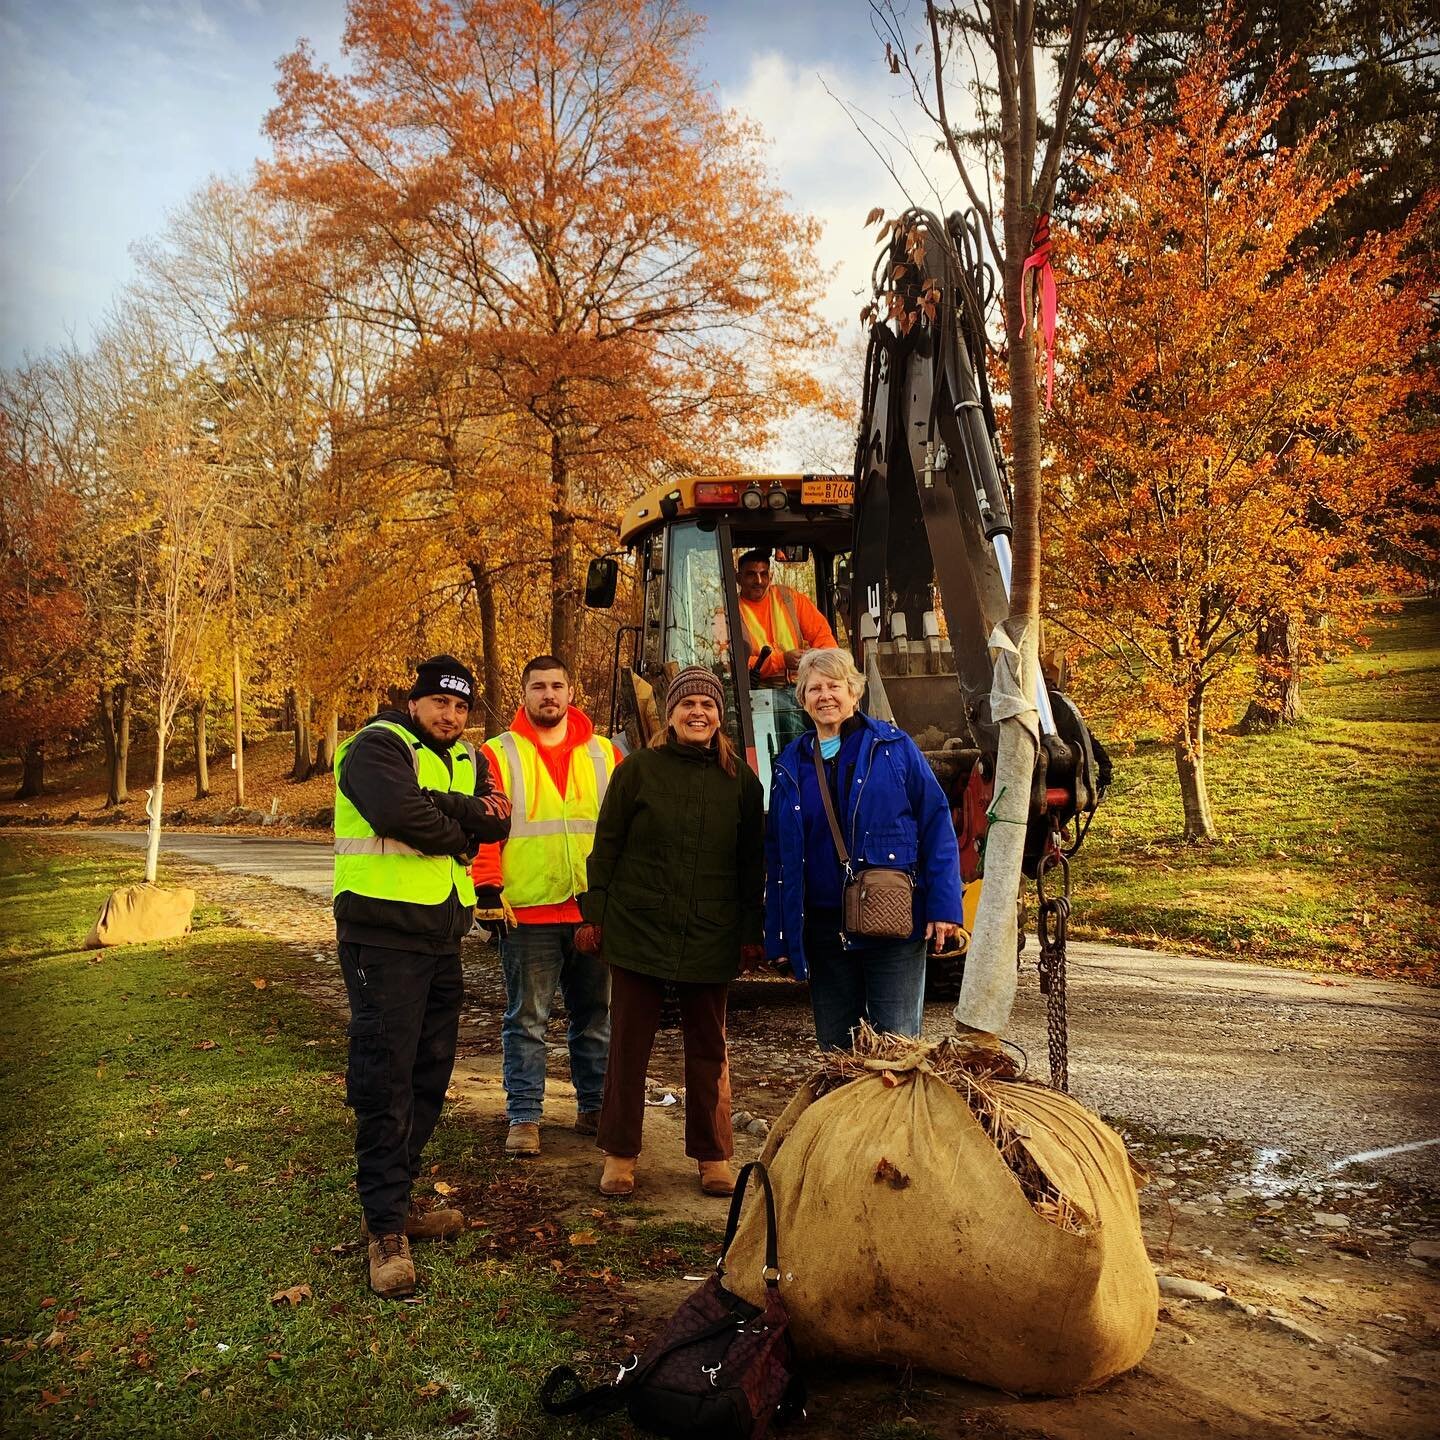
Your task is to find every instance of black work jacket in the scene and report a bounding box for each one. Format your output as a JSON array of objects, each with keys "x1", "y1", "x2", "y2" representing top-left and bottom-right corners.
[{"x1": 582, "y1": 733, "x2": 764, "y2": 983}]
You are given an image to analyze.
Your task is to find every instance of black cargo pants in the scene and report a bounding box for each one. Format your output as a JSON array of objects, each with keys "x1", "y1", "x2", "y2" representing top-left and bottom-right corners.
[{"x1": 338, "y1": 941, "x2": 463, "y2": 1234}]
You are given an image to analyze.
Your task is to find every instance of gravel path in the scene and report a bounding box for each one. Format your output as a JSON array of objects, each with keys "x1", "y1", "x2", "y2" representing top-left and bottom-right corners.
[{"x1": 70, "y1": 828, "x2": 1440, "y2": 1186}]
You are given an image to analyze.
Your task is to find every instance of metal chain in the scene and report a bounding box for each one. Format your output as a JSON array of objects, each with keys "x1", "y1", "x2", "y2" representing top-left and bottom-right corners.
[{"x1": 1036, "y1": 846, "x2": 1071, "y2": 1092}]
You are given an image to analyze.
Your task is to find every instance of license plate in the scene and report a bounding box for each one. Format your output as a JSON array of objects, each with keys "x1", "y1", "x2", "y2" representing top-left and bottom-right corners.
[{"x1": 801, "y1": 478, "x2": 855, "y2": 505}]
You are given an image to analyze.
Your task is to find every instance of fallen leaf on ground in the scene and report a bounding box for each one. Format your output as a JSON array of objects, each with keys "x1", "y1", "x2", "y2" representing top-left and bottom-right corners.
[
  {"x1": 252, "y1": 978, "x2": 269, "y2": 989},
  {"x1": 874, "y1": 1157, "x2": 911, "y2": 1190},
  {"x1": 433, "y1": 1180, "x2": 455, "y2": 1196},
  {"x1": 270, "y1": 1284, "x2": 312, "y2": 1307},
  {"x1": 416, "y1": 1381, "x2": 444, "y2": 1398},
  {"x1": 41, "y1": 1329, "x2": 64, "y2": 1349},
  {"x1": 569, "y1": 1230, "x2": 599, "y2": 1246},
  {"x1": 194, "y1": 1040, "x2": 219, "y2": 1051}
]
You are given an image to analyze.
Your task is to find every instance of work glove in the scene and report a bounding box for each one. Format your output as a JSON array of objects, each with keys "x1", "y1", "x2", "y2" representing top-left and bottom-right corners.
[
  {"x1": 573, "y1": 923, "x2": 603, "y2": 957},
  {"x1": 475, "y1": 885, "x2": 506, "y2": 920}
]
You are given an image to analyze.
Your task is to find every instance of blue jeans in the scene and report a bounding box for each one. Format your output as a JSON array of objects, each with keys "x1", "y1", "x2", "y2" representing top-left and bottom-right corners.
[
  {"x1": 499, "y1": 922, "x2": 611, "y2": 1123},
  {"x1": 803, "y1": 923, "x2": 926, "y2": 1051}
]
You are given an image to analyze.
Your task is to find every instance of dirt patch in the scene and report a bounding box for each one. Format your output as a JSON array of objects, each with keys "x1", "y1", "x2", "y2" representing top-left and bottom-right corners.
[
  {"x1": 0, "y1": 732, "x2": 336, "y2": 833},
  {"x1": 55, "y1": 841, "x2": 1440, "y2": 1437}
]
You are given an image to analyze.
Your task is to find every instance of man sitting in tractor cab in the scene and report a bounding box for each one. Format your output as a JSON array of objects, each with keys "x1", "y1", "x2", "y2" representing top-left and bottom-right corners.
[
  {"x1": 733, "y1": 548, "x2": 840, "y2": 787},
  {"x1": 735, "y1": 549, "x2": 838, "y2": 686}
]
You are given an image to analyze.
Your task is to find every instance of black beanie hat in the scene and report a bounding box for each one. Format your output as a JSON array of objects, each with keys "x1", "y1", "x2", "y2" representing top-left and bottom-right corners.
[{"x1": 409, "y1": 654, "x2": 476, "y2": 704}]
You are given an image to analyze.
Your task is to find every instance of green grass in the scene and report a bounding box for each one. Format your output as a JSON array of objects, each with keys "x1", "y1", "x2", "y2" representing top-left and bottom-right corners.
[
  {"x1": 1071, "y1": 598, "x2": 1440, "y2": 981},
  {"x1": 0, "y1": 838, "x2": 694, "y2": 1438}
]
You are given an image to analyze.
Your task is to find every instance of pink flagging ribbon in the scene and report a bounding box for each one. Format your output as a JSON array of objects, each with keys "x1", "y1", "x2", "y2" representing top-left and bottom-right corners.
[{"x1": 1020, "y1": 213, "x2": 1057, "y2": 409}]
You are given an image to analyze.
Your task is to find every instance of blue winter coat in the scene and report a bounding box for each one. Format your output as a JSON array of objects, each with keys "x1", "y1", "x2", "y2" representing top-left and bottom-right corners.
[{"x1": 764, "y1": 712, "x2": 963, "y2": 981}]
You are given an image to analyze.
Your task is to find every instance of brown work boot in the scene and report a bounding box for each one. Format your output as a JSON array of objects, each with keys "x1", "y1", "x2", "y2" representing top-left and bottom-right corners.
[
  {"x1": 505, "y1": 1122, "x2": 540, "y2": 1157},
  {"x1": 698, "y1": 1160, "x2": 735, "y2": 1196},
  {"x1": 575, "y1": 1109, "x2": 600, "y2": 1136},
  {"x1": 367, "y1": 1231, "x2": 416, "y2": 1299},
  {"x1": 599, "y1": 1154, "x2": 636, "y2": 1197},
  {"x1": 363, "y1": 1206, "x2": 464, "y2": 1243}
]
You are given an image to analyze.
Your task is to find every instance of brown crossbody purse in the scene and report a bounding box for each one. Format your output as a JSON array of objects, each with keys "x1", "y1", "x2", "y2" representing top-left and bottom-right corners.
[{"x1": 811, "y1": 738, "x2": 915, "y2": 939}]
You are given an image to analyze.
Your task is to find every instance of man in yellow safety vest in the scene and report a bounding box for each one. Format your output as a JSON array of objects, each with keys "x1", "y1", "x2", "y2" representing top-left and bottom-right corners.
[
  {"x1": 471, "y1": 655, "x2": 621, "y2": 1158},
  {"x1": 736, "y1": 549, "x2": 838, "y2": 685},
  {"x1": 333, "y1": 654, "x2": 511, "y2": 1299}
]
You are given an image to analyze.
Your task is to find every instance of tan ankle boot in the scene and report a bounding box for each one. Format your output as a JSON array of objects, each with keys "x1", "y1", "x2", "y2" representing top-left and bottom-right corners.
[
  {"x1": 599, "y1": 1154, "x2": 636, "y2": 1196},
  {"x1": 367, "y1": 1231, "x2": 416, "y2": 1299},
  {"x1": 505, "y1": 1122, "x2": 541, "y2": 1156},
  {"x1": 698, "y1": 1160, "x2": 735, "y2": 1196}
]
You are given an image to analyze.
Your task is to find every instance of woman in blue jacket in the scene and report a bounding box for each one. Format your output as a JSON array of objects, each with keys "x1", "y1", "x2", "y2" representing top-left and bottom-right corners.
[{"x1": 765, "y1": 648, "x2": 962, "y2": 1050}]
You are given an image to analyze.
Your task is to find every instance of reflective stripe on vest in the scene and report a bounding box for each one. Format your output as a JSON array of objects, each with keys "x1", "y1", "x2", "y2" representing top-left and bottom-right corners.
[
  {"x1": 488, "y1": 729, "x2": 616, "y2": 907},
  {"x1": 332, "y1": 719, "x2": 477, "y2": 906}
]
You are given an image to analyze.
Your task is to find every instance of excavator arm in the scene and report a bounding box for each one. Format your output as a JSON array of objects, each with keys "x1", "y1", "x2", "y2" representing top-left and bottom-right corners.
[{"x1": 851, "y1": 207, "x2": 1109, "y2": 880}]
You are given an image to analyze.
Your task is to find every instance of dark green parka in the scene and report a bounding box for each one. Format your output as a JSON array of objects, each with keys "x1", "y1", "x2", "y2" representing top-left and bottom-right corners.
[{"x1": 581, "y1": 733, "x2": 764, "y2": 984}]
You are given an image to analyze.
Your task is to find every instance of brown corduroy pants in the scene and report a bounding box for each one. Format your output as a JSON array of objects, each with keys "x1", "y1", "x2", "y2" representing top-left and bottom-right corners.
[{"x1": 597, "y1": 965, "x2": 733, "y2": 1161}]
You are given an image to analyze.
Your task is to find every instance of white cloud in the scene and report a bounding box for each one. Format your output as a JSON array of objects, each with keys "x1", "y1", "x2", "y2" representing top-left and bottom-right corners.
[{"x1": 721, "y1": 48, "x2": 987, "y2": 467}]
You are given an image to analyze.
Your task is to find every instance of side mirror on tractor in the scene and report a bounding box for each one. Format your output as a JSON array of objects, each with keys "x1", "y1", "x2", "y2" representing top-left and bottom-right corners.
[{"x1": 584, "y1": 556, "x2": 619, "y2": 608}]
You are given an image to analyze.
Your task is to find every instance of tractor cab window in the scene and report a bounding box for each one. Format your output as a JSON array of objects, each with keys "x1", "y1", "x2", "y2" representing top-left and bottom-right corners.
[{"x1": 661, "y1": 521, "x2": 742, "y2": 750}]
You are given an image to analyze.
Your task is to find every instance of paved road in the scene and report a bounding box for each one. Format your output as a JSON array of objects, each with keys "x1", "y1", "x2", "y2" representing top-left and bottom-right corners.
[{"x1": 63, "y1": 829, "x2": 1440, "y2": 1187}]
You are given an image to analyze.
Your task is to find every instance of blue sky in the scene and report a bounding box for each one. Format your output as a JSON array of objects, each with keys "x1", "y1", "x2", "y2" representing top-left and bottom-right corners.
[{"x1": 1, "y1": 0, "x2": 970, "y2": 370}]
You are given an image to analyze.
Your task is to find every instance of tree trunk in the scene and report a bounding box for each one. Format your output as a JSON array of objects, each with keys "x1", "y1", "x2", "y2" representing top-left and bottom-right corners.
[
  {"x1": 313, "y1": 708, "x2": 339, "y2": 774},
  {"x1": 13, "y1": 739, "x2": 45, "y2": 799},
  {"x1": 98, "y1": 682, "x2": 132, "y2": 806},
  {"x1": 1175, "y1": 691, "x2": 1219, "y2": 842},
  {"x1": 468, "y1": 560, "x2": 505, "y2": 738},
  {"x1": 548, "y1": 432, "x2": 577, "y2": 662},
  {"x1": 289, "y1": 687, "x2": 313, "y2": 781},
  {"x1": 116, "y1": 683, "x2": 131, "y2": 803},
  {"x1": 1240, "y1": 612, "x2": 1304, "y2": 732},
  {"x1": 193, "y1": 698, "x2": 210, "y2": 799},
  {"x1": 98, "y1": 687, "x2": 119, "y2": 804},
  {"x1": 954, "y1": 147, "x2": 1046, "y2": 1038},
  {"x1": 144, "y1": 726, "x2": 167, "y2": 884},
  {"x1": 229, "y1": 533, "x2": 245, "y2": 806}
]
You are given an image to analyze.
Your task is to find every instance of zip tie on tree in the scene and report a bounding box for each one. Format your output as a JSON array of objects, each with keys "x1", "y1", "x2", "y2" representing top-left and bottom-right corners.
[{"x1": 985, "y1": 784, "x2": 1028, "y2": 828}]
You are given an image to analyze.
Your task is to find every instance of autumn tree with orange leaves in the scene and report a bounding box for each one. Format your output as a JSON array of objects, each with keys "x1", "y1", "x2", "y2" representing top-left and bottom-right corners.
[
  {"x1": 0, "y1": 403, "x2": 89, "y2": 798},
  {"x1": 1046, "y1": 24, "x2": 1436, "y2": 842},
  {"x1": 260, "y1": 0, "x2": 833, "y2": 674}
]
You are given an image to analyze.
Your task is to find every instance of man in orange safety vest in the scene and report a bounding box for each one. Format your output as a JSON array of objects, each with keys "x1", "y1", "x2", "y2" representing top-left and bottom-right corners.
[{"x1": 735, "y1": 549, "x2": 838, "y2": 686}]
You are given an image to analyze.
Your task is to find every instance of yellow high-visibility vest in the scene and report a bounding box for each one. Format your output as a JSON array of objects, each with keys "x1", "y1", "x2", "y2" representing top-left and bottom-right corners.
[
  {"x1": 485, "y1": 729, "x2": 619, "y2": 908},
  {"x1": 332, "y1": 720, "x2": 477, "y2": 907}
]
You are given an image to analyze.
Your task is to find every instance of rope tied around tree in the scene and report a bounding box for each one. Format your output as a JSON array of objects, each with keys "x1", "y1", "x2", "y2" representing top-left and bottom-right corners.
[{"x1": 1036, "y1": 842, "x2": 1071, "y2": 1092}]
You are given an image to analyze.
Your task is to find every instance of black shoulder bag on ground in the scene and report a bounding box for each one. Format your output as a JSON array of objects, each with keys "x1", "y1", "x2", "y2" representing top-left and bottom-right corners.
[
  {"x1": 539, "y1": 1160, "x2": 805, "y2": 1440},
  {"x1": 812, "y1": 738, "x2": 914, "y2": 939}
]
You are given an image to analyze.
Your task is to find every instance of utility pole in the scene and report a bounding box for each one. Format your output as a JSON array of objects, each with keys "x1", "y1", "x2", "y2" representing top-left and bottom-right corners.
[{"x1": 228, "y1": 531, "x2": 245, "y2": 806}]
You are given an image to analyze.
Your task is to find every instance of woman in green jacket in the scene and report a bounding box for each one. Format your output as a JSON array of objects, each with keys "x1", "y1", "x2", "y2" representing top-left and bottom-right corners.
[{"x1": 577, "y1": 666, "x2": 764, "y2": 1198}]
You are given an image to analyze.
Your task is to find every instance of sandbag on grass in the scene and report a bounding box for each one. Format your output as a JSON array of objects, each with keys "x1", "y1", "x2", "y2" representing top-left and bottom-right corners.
[
  {"x1": 84, "y1": 884, "x2": 196, "y2": 948},
  {"x1": 724, "y1": 1027, "x2": 1157, "y2": 1396}
]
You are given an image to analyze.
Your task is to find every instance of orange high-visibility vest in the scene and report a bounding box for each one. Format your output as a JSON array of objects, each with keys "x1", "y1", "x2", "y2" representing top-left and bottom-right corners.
[{"x1": 739, "y1": 586, "x2": 804, "y2": 676}]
